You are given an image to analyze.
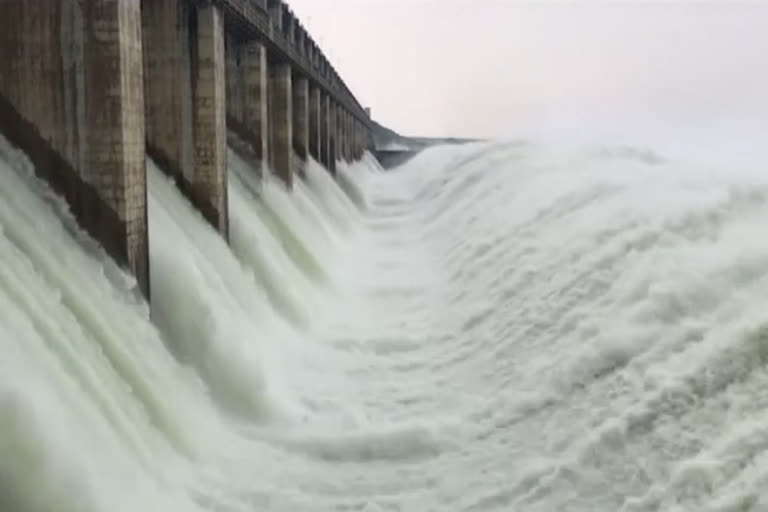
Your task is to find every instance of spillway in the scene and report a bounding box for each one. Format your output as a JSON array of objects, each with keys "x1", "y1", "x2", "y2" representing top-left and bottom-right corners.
[{"x1": 4, "y1": 133, "x2": 768, "y2": 511}]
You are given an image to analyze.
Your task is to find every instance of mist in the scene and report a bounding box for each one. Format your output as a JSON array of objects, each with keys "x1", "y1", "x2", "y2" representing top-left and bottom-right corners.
[{"x1": 289, "y1": 1, "x2": 768, "y2": 162}]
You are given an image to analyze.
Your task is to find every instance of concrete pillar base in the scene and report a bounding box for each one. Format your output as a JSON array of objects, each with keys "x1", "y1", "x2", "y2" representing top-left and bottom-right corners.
[
  {"x1": 244, "y1": 41, "x2": 269, "y2": 164},
  {"x1": 193, "y1": 3, "x2": 227, "y2": 236},
  {"x1": 309, "y1": 86, "x2": 321, "y2": 161},
  {"x1": 0, "y1": 0, "x2": 149, "y2": 299},
  {"x1": 292, "y1": 76, "x2": 309, "y2": 168},
  {"x1": 143, "y1": 0, "x2": 228, "y2": 239},
  {"x1": 328, "y1": 99, "x2": 337, "y2": 175},
  {"x1": 320, "y1": 93, "x2": 330, "y2": 170},
  {"x1": 270, "y1": 62, "x2": 293, "y2": 188}
]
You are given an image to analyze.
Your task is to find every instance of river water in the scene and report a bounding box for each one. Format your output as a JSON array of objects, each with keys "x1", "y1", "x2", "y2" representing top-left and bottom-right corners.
[{"x1": 2, "y1": 134, "x2": 768, "y2": 511}]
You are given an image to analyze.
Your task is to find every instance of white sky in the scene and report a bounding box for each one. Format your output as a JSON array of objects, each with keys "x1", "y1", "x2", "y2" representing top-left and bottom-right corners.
[{"x1": 288, "y1": 1, "x2": 768, "y2": 158}]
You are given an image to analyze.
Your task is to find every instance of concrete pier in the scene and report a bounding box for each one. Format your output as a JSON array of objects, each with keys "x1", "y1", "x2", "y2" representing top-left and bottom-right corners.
[
  {"x1": 340, "y1": 110, "x2": 348, "y2": 162},
  {"x1": 244, "y1": 41, "x2": 270, "y2": 163},
  {"x1": 268, "y1": 1, "x2": 282, "y2": 29},
  {"x1": 355, "y1": 117, "x2": 361, "y2": 158},
  {"x1": 352, "y1": 120, "x2": 360, "y2": 159},
  {"x1": 321, "y1": 93, "x2": 332, "y2": 170},
  {"x1": 345, "y1": 112, "x2": 353, "y2": 161},
  {"x1": 142, "y1": 0, "x2": 227, "y2": 237},
  {"x1": 292, "y1": 76, "x2": 309, "y2": 165},
  {"x1": 356, "y1": 120, "x2": 364, "y2": 158},
  {"x1": 335, "y1": 104, "x2": 343, "y2": 163},
  {"x1": 341, "y1": 112, "x2": 348, "y2": 161},
  {"x1": 226, "y1": 38, "x2": 269, "y2": 164},
  {"x1": 328, "y1": 100, "x2": 338, "y2": 174},
  {"x1": 309, "y1": 86, "x2": 321, "y2": 161},
  {"x1": 0, "y1": 0, "x2": 150, "y2": 298},
  {"x1": 348, "y1": 113, "x2": 354, "y2": 161},
  {"x1": 0, "y1": 0, "x2": 372, "y2": 301},
  {"x1": 270, "y1": 62, "x2": 293, "y2": 188},
  {"x1": 226, "y1": 36, "x2": 244, "y2": 124},
  {"x1": 194, "y1": 4, "x2": 228, "y2": 235}
]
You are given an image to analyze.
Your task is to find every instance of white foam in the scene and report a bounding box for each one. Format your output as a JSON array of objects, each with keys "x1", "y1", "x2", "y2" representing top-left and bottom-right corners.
[{"x1": 4, "y1": 132, "x2": 768, "y2": 511}]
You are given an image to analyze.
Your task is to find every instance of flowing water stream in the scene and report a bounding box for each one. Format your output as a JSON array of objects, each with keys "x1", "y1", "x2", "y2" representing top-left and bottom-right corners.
[{"x1": 3, "y1": 134, "x2": 768, "y2": 511}]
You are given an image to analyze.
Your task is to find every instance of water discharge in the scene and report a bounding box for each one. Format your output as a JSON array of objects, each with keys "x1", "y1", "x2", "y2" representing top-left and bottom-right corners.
[{"x1": 3, "y1": 132, "x2": 768, "y2": 511}]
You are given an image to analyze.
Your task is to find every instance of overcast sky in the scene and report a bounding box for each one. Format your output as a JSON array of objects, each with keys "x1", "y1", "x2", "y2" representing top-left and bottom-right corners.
[{"x1": 288, "y1": 1, "x2": 767, "y2": 159}]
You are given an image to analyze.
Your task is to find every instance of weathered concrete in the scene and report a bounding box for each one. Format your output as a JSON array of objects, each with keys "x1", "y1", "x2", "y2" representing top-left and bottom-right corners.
[
  {"x1": 0, "y1": 0, "x2": 373, "y2": 308},
  {"x1": 199, "y1": 1, "x2": 373, "y2": 152},
  {"x1": 353, "y1": 120, "x2": 361, "y2": 159},
  {"x1": 356, "y1": 119, "x2": 363, "y2": 158},
  {"x1": 142, "y1": 0, "x2": 194, "y2": 189},
  {"x1": 335, "y1": 104, "x2": 343, "y2": 163},
  {"x1": 345, "y1": 112, "x2": 353, "y2": 161},
  {"x1": 225, "y1": 34, "x2": 244, "y2": 125},
  {"x1": 328, "y1": 99, "x2": 337, "y2": 174},
  {"x1": 339, "y1": 109, "x2": 347, "y2": 161},
  {"x1": 244, "y1": 41, "x2": 269, "y2": 160},
  {"x1": 194, "y1": 4, "x2": 228, "y2": 234},
  {"x1": 342, "y1": 108, "x2": 349, "y2": 162},
  {"x1": 357, "y1": 120, "x2": 365, "y2": 158},
  {"x1": 356, "y1": 118, "x2": 362, "y2": 158},
  {"x1": 309, "y1": 86, "x2": 321, "y2": 161},
  {"x1": 268, "y1": 0, "x2": 282, "y2": 29},
  {"x1": 344, "y1": 113, "x2": 349, "y2": 159},
  {"x1": 269, "y1": 62, "x2": 293, "y2": 187},
  {"x1": 0, "y1": 0, "x2": 150, "y2": 298},
  {"x1": 243, "y1": 40, "x2": 269, "y2": 163},
  {"x1": 320, "y1": 93, "x2": 331, "y2": 170},
  {"x1": 347, "y1": 112, "x2": 353, "y2": 161},
  {"x1": 142, "y1": 0, "x2": 228, "y2": 238},
  {"x1": 292, "y1": 75, "x2": 309, "y2": 164},
  {"x1": 226, "y1": 38, "x2": 269, "y2": 164}
]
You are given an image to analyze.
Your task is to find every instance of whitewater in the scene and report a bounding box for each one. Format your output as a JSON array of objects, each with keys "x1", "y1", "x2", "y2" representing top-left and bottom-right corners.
[{"x1": 2, "y1": 132, "x2": 768, "y2": 512}]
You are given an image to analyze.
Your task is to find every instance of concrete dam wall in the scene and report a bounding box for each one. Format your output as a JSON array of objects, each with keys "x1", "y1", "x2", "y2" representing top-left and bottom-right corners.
[{"x1": 0, "y1": 0, "x2": 373, "y2": 301}]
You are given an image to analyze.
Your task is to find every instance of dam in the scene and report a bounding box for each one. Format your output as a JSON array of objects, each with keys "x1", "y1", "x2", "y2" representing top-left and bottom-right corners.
[
  {"x1": 4, "y1": 2, "x2": 768, "y2": 511},
  {"x1": 0, "y1": 0, "x2": 372, "y2": 300}
]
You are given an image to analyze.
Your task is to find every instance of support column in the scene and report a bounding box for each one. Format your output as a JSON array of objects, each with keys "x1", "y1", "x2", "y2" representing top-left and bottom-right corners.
[
  {"x1": 352, "y1": 117, "x2": 360, "y2": 160},
  {"x1": 225, "y1": 35, "x2": 243, "y2": 124},
  {"x1": 0, "y1": 1, "x2": 150, "y2": 298},
  {"x1": 347, "y1": 112, "x2": 355, "y2": 162},
  {"x1": 194, "y1": 4, "x2": 227, "y2": 235},
  {"x1": 270, "y1": 62, "x2": 293, "y2": 188},
  {"x1": 243, "y1": 40, "x2": 268, "y2": 163},
  {"x1": 143, "y1": 0, "x2": 227, "y2": 238},
  {"x1": 328, "y1": 98, "x2": 337, "y2": 174},
  {"x1": 352, "y1": 120, "x2": 360, "y2": 159},
  {"x1": 320, "y1": 92, "x2": 330, "y2": 170},
  {"x1": 345, "y1": 112, "x2": 353, "y2": 161},
  {"x1": 340, "y1": 109, "x2": 347, "y2": 161},
  {"x1": 353, "y1": 117, "x2": 359, "y2": 159},
  {"x1": 342, "y1": 109, "x2": 348, "y2": 161},
  {"x1": 292, "y1": 75, "x2": 309, "y2": 163},
  {"x1": 86, "y1": 0, "x2": 150, "y2": 299},
  {"x1": 340, "y1": 107, "x2": 347, "y2": 163},
  {"x1": 142, "y1": 0, "x2": 194, "y2": 182},
  {"x1": 309, "y1": 85, "x2": 321, "y2": 161},
  {"x1": 269, "y1": 2, "x2": 282, "y2": 29},
  {"x1": 334, "y1": 104, "x2": 342, "y2": 163},
  {"x1": 357, "y1": 121, "x2": 364, "y2": 159}
]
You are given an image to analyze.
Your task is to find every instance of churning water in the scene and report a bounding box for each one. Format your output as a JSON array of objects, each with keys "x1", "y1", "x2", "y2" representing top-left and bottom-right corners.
[{"x1": 3, "y1": 133, "x2": 768, "y2": 511}]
